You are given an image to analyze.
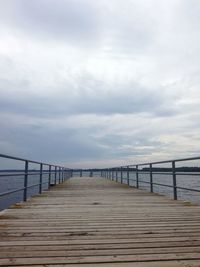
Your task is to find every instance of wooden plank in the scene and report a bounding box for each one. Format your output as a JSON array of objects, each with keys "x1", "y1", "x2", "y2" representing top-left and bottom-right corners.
[
  {"x1": 2, "y1": 252, "x2": 200, "y2": 265},
  {"x1": 2, "y1": 246, "x2": 200, "y2": 258},
  {"x1": 9, "y1": 262, "x2": 200, "y2": 267},
  {"x1": 1, "y1": 240, "x2": 200, "y2": 251}
]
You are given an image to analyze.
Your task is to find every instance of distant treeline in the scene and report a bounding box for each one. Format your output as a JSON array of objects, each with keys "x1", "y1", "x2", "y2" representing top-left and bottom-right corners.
[
  {"x1": 142, "y1": 167, "x2": 200, "y2": 172},
  {"x1": 2, "y1": 167, "x2": 200, "y2": 173},
  {"x1": 74, "y1": 167, "x2": 200, "y2": 172}
]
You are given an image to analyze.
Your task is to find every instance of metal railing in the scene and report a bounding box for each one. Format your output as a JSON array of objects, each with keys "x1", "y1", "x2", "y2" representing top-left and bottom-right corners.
[
  {"x1": 0, "y1": 153, "x2": 72, "y2": 208},
  {"x1": 100, "y1": 156, "x2": 200, "y2": 201},
  {"x1": 2, "y1": 153, "x2": 199, "y2": 208},
  {"x1": 72, "y1": 170, "x2": 96, "y2": 177}
]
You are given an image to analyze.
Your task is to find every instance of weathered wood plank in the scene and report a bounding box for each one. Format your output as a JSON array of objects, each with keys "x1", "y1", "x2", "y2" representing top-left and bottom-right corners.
[
  {"x1": 2, "y1": 252, "x2": 200, "y2": 265},
  {"x1": 11, "y1": 262, "x2": 200, "y2": 267},
  {"x1": 2, "y1": 246, "x2": 200, "y2": 258},
  {"x1": 1, "y1": 240, "x2": 200, "y2": 251}
]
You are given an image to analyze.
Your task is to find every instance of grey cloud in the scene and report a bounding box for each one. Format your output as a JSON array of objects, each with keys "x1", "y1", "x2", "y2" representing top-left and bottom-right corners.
[
  {"x1": 0, "y1": 74, "x2": 178, "y2": 118},
  {"x1": 0, "y1": 0, "x2": 100, "y2": 45},
  {"x1": 0, "y1": 0, "x2": 157, "y2": 53},
  {"x1": 0, "y1": 88, "x2": 176, "y2": 118},
  {"x1": 0, "y1": 118, "x2": 106, "y2": 164}
]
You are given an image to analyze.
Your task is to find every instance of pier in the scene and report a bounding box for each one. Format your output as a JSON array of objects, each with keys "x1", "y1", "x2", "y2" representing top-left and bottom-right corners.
[{"x1": 1, "y1": 175, "x2": 200, "y2": 266}]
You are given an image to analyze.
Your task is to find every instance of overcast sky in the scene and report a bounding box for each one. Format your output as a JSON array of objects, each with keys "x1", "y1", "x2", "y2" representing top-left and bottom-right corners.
[{"x1": 0, "y1": 0, "x2": 200, "y2": 168}]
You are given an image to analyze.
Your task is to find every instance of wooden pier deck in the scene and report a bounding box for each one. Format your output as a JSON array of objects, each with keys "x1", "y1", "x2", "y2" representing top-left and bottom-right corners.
[{"x1": 1, "y1": 177, "x2": 200, "y2": 267}]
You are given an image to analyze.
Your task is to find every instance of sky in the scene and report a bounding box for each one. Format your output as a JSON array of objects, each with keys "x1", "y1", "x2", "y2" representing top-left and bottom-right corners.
[{"x1": 0, "y1": 0, "x2": 200, "y2": 168}]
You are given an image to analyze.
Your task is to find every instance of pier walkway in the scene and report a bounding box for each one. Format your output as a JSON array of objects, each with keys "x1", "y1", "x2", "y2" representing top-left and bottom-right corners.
[{"x1": 1, "y1": 177, "x2": 200, "y2": 266}]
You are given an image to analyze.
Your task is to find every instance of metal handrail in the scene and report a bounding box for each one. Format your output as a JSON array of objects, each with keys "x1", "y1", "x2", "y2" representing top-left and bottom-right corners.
[
  {"x1": 0, "y1": 153, "x2": 66, "y2": 167},
  {"x1": 100, "y1": 156, "x2": 200, "y2": 201},
  {"x1": 104, "y1": 156, "x2": 200, "y2": 169},
  {"x1": 0, "y1": 170, "x2": 64, "y2": 177},
  {"x1": 0, "y1": 154, "x2": 72, "y2": 206}
]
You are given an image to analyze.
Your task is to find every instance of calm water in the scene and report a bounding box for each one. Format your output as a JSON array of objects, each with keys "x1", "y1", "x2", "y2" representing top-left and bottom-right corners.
[
  {"x1": 0, "y1": 171, "x2": 200, "y2": 210},
  {"x1": 0, "y1": 173, "x2": 51, "y2": 210},
  {"x1": 120, "y1": 172, "x2": 200, "y2": 204}
]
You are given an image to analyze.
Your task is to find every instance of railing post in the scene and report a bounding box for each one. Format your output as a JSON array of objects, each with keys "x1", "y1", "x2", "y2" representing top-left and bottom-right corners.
[
  {"x1": 116, "y1": 170, "x2": 118, "y2": 182},
  {"x1": 61, "y1": 168, "x2": 64, "y2": 183},
  {"x1": 23, "y1": 160, "x2": 29, "y2": 201},
  {"x1": 39, "y1": 163, "x2": 43, "y2": 194},
  {"x1": 172, "y1": 161, "x2": 177, "y2": 200},
  {"x1": 120, "y1": 167, "x2": 123, "y2": 183},
  {"x1": 127, "y1": 166, "x2": 130, "y2": 186},
  {"x1": 54, "y1": 166, "x2": 57, "y2": 184},
  {"x1": 48, "y1": 165, "x2": 51, "y2": 188},
  {"x1": 136, "y1": 165, "x2": 139, "y2": 188},
  {"x1": 150, "y1": 163, "x2": 153, "y2": 193},
  {"x1": 59, "y1": 167, "x2": 61, "y2": 183},
  {"x1": 112, "y1": 170, "x2": 114, "y2": 181}
]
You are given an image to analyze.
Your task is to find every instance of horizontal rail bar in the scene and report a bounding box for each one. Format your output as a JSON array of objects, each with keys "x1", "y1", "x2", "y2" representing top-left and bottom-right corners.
[
  {"x1": 109, "y1": 156, "x2": 200, "y2": 169},
  {"x1": 0, "y1": 170, "x2": 69, "y2": 178},
  {"x1": 0, "y1": 180, "x2": 58, "y2": 198},
  {"x1": 145, "y1": 181, "x2": 174, "y2": 189},
  {"x1": 26, "y1": 181, "x2": 49, "y2": 189},
  {"x1": 0, "y1": 187, "x2": 26, "y2": 197},
  {"x1": 0, "y1": 153, "x2": 71, "y2": 169},
  {"x1": 175, "y1": 186, "x2": 200, "y2": 193}
]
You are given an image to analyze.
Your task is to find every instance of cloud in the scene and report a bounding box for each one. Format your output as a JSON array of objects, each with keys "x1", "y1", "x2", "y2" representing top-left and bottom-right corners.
[
  {"x1": 0, "y1": 0, "x2": 100, "y2": 46},
  {"x1": 0, "y1": 0, "x2": 200, "y2": 167},
  {"x1": 0, "y1": 54, "x2": 178, "y2": 118},
  {"x1": 0, "y1": 81, "x2": 176, "y2": 117}
]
